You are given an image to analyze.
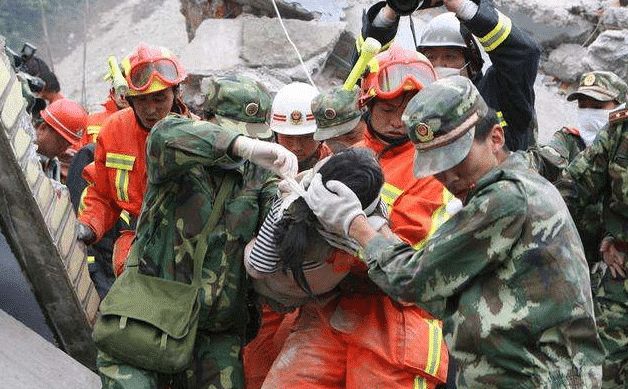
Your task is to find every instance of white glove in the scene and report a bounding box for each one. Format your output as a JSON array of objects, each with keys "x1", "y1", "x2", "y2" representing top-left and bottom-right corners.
[
  {"x1": 232, "y1": 136, "x2": 298, "y2": 179},
  {"x1": 304, "y1": 173, "x2": 365, "y2": 235}
]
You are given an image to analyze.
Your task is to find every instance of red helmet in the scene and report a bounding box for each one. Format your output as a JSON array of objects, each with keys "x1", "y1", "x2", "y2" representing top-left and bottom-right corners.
[
  {"x1": 40, "y1": 98, "x2": 88, "y2": 147},
  {"x1": 360, "y1": 45, "x2": 437, "y2": 106},
  {"x1": 121, "y1": 43, "x2": 187, "y2": 96}
]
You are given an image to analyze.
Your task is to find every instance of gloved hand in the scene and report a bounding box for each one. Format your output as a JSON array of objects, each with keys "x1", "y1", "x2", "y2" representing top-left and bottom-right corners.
[
  {"x1": 304, "y1": 173, "x2": 364, "y2": 235},
  {"x1": 232, "y1": 136, "x2": 298, "y2": 179},
  {"x1": 76, "y1": 222, "x2": 96, "y2": 245}
]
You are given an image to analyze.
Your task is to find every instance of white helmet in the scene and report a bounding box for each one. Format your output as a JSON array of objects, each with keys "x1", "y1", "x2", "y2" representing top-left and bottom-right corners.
[
  {"x1": 419, "y1": 13, "x2": 466, "y2": 48},
  {"x1": 271, "y1": 82, "x2": 319, "y2": 135}
]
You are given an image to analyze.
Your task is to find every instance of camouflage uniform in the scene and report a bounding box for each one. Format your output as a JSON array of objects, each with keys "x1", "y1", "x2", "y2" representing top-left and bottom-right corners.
[
  {"x1": 97, "y1": 115, "x2": 278, "y2": 389},
  {"x1": 557, "y1": 108, "x2": 628, "y2": 388},
  {"x1": 528, "y1": 72, "x2": 627, "y2": 268},
  {"x1": 203, "y1": 75, "x2": 273, "y2": 139},
  {"x1": 363, "y1": 77, "x2": 604, "y2": 387},
  {"x1": 311, "y1": 86, "x2": 363, "y2": 142}
]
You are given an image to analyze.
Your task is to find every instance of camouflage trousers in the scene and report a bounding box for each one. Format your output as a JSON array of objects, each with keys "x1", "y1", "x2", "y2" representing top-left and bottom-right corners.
[
  {"x1": 595, "y1": 272, "x2": 628, "y2": 388},
  {"x1": 97, "y1": 331, "x2": 244, "y2": 389}
]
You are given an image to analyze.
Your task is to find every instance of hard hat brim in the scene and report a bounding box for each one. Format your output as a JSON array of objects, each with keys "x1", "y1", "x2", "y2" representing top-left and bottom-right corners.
[
  {"x1": 413, "y1": 126, "x2": 475, "y2": 178},
  {"x1": 313, "y1": 116, "x2": 362, "y2": 141},
  {"x1": 271, "y1": 122, "x2": 317, "y2": 136},
  {"x1": 215, "y1": 115, "x2": 273, "y2": 139}
]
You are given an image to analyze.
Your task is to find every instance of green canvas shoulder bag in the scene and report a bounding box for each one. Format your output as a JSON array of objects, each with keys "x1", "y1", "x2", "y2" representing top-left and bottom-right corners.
[{"x1": 93, "y1": 174, "x2": 236, "y2": 374}]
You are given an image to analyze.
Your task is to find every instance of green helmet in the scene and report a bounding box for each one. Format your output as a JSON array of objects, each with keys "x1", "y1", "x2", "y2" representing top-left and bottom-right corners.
[
  {"x1": 204, "y1": 75, "x2": 272, "y2": 139},
  {"x1": 311, "y1": 86, "x2": 363, "y2": 141},
  {"x1": 567, "y1": 70, "x2": 627, "y2": 104},
  {"x1": 403, "y1": 75, "x2": 488, "y2": 178}
]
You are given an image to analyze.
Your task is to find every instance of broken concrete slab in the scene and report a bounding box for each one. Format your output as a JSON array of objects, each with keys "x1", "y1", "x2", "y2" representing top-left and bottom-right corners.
[
  {"x1": 493, "y1": 0, "x2": 597, "y2": 49},
  {"x1": 601, "y1": 6, "x2": 628, "y2": 30},
  {"x1": 179, "y1": 18, "x2": 244, "y2": 76},
  {"x1": 543, "y1": 44, "x2": 589, "y2": 82},
  {"x1": 0, "y1": 309, "x2": 100, "y2": 389},
  {"x1": 584, "y1": 29, "x2": 628, "y2": 80},
  {"x1": 240, "y1": 16, "x2": 345, "y2": 68},
  {"x1": 239, "y1": 0, "x2": 348, "y2": 21}
]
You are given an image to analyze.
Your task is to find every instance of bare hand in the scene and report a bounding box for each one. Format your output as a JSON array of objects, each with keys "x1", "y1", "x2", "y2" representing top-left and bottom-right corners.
[
  {"x1": 443, "y1": 0, "x2": 465, "y2": 13},
  {"x1": 600, "y1": 238, "x2": 626, "y2": 279}
]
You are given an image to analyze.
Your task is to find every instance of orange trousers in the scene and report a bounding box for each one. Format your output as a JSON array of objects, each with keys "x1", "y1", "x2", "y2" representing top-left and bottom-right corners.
[
  {"x1": 243, "y1": 305, "x2": 299, "y2": 389},
  {"x1": 260, "y1": 294, "x2": 448, "y2": 389}
]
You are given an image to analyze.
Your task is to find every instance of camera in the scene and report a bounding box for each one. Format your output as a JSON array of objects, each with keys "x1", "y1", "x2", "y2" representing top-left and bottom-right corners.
[{"x1": 20, "y1": 43, "x2": 37, "y2": 61}]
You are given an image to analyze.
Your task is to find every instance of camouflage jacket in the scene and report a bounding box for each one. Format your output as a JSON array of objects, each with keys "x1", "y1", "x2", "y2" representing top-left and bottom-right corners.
[
  {"x1": 364, "y1": 152, "x2": 604, "y2": 388},
  {"x1": 527, "y1": 128, "x2": 604, "y2": 263},
  {"x1": 558, "y1": 111, "x2": 628, "y2": 244},
  {"x1": 528, "y1": 128, "x2": 585, "y2": 183},
  {"x1": 135, "y1": 115, "x2": 277, "y2": 334}
]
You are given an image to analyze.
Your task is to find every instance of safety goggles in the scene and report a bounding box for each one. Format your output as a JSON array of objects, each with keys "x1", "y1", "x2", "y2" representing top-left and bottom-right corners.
[
  {"x1": 376, "y1": 62, "x2": 436, "y2": 100},
  {"x1": 128, "y1": 58, "x2": 180, "y2": 91}
]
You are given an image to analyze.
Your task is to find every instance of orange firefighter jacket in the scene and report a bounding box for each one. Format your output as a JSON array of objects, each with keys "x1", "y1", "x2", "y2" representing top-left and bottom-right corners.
[
  {"x1": 358, "y1": 130, "x2": 454, "y2": 247},
  {"x1": 80, "y1": 96, "x2": 119, "y2": 148},
  {"x1": 78, "y1": 107, "x2": 147, "y2": 241}
]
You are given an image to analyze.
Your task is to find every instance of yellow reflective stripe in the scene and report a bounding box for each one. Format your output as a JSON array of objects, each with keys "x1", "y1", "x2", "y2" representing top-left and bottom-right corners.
[
  {"x1": 413, "y1": 189, "x2": 456, "y2": 250},
  {"x1": 381, "y1": 182, "x2": 404, "y2": 212},
  {"x1": 115, "y1": 169, "x2": 130, "y2": 202},
  {"x1": 87, "y1": 256, "x2": 96, "y2": 264},
  {"x1": 120, "y1": 210, "x2": 131, "y2": 225},
  {"x1": 425, "y1": 319, "x2": 443, "y2": 377},
  {"x1": 87, "y1": 125, "x2": 101, "y2": 135},
  {"x1": 105, "y1": 152, "x2": 136, "y2": 171},
  {"x1": 479, "y1": 12, "x2": 512, "y2": 52},
  {"x1": 78, "y1": 186, "x2": 89, "y2": 215},
  {"x1": 496, "y1": 111, "x2": 508, "y2": 128},
  {"x1": 414, "y1": 376, "x2": 428, "y2": 389}
]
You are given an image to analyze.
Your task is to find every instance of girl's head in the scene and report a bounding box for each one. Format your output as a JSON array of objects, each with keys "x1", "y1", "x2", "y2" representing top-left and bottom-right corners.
[{"x1": 276, "y1": 147, "x2": 384, "y2": 296}]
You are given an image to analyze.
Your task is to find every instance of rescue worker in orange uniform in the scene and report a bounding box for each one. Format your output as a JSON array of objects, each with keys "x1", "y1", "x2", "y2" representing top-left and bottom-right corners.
[
  {"x1": 35, "y1": 98, "x2": 88, "y2": 182},
  {"x1": 76, "y1": 43, "x2": 193, "y2": 274},
  {"x1": 359, "y1": 45, "x2": 459, "y2": 249},
  {"x1": 79, "y1": 73, "x2": 130, "y2": 148}
]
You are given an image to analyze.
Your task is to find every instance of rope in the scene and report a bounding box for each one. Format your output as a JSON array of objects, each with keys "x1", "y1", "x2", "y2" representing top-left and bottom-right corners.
[
  {"x1": 270, "y1": 0, "x2": 317, "y2": 90},
  {"x1": 81, "y1": 0, "x2": 89, "y2": 107}
]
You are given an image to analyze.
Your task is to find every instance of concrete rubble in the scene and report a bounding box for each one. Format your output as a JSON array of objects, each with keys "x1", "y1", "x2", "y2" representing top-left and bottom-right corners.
[{"x1": 53, "y1": 0, "x2": 626, "y2": 143}]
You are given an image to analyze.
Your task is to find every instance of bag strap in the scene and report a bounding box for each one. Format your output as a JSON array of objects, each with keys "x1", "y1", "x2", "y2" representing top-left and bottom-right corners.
[{"x1": 191, "y1": 173, "x2": 237, "y2": 287}]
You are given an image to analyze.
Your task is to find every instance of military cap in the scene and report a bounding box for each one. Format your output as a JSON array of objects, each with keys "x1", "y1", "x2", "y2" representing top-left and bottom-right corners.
[
  {"x1": 567, "y1": 71, "x2": 627, "y2": 104},
  {"x1": 402, "y1": 75, "x2": 488, "y2": 178},
  {"x1": 203, "y1": 75, "x2": 272, "y2": 139},
  {"x1": 311, "y1": 86, "x2": 363, "y2": 141}
]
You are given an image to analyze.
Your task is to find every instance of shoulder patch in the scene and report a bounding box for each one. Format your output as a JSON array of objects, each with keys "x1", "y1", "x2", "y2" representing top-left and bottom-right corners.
[{"x1": 609, "y1": 108, "x2": 628, "y2": 124}]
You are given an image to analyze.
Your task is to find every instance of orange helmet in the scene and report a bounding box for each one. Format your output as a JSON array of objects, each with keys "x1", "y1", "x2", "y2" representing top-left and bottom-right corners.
[
  {"x1": 40, "y1": 98, "x2": 88, "y2": 147},
  {"x1": 121, "y1": 43, "x2": 187, "y2": 96},
  {"x1": 360, "y1": 45, "x2": 437, "y2": 106}
]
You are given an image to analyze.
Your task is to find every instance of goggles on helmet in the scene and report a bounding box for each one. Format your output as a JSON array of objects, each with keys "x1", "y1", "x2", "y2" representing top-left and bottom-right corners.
[
  {"x1": 375, "y1": 62, "x2": 435, "y2": 99},
  {"x1": 128, "y1": 58, "x2": 181, "y2": 91}
]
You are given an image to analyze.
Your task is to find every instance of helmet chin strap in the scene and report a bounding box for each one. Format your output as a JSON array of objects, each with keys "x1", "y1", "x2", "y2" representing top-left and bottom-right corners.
[{"x1": 363, "y1": 111, "x2": 409, "y2": 149}]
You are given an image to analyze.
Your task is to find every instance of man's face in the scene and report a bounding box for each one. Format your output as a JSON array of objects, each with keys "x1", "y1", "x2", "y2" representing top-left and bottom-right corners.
[
  {"x1": 276, "y1": 133, "x2": 319, "y2": 161},
  {"x1": 35, "y1": 122, "x2": 70, "y2": 159},
  {"x1": 434, "y1": 125, "x2": 505, "y2": 200},
  {"x1": 421, "y1": 47, "x2": 466, "y2": 71},
  {"x1": 129, "y1": 88, "x2": 175, "y2": 129},
  {"x1": 577, "y1": 96, "x2": 618, "y2": 110},
  {"x1": 370, "y1": 92, "x2": 416, "y2": 139}
]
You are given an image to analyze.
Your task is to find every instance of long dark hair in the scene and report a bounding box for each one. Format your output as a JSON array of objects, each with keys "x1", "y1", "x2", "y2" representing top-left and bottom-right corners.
[{"x1": 275, "y1": 147, "x2": 384, "y2": 296}]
